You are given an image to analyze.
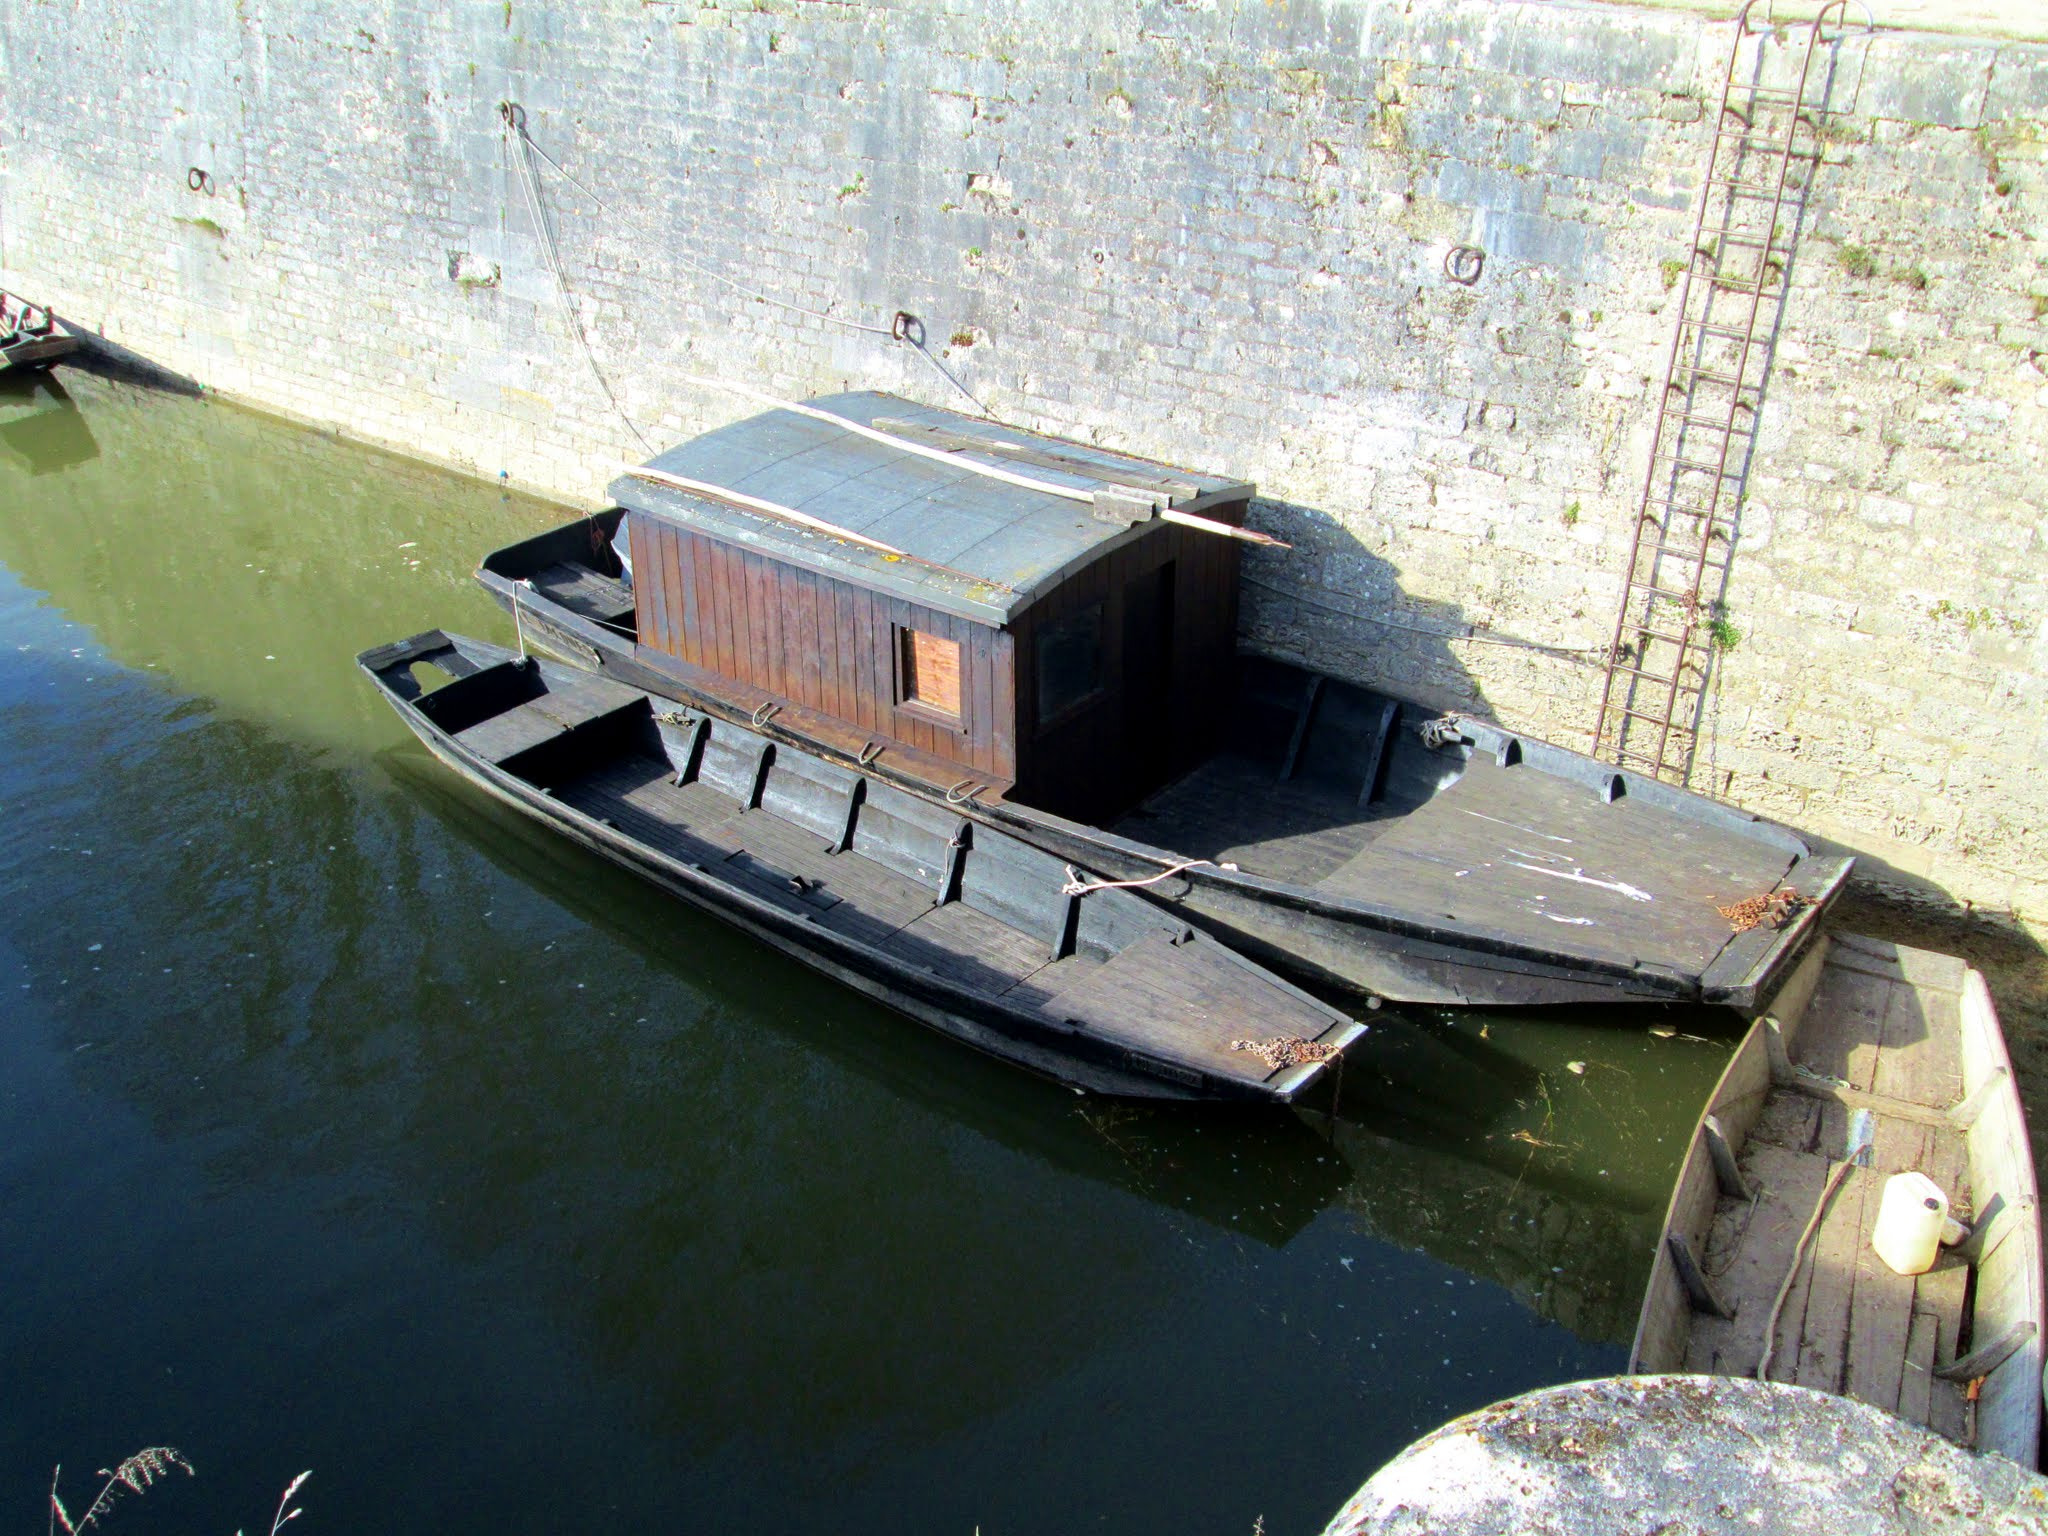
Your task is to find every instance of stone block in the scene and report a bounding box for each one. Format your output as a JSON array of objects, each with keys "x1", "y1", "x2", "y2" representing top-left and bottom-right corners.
[{"x1": 1855, "y1": 37, "x2": 1995, "y2": 129}]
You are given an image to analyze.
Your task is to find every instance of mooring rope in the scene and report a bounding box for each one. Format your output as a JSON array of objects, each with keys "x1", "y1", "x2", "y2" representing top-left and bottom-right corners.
[
  {"x1": 1059, "y1": 857, "x2": 1236, "y2": 898},
  {"x1": 504, "y1": 106, "x2": 656, "y2": 456}
]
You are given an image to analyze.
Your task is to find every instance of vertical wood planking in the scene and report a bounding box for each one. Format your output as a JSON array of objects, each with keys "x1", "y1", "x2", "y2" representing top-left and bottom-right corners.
[
  {"x1": 675, "y1": 528, "x2": 702, "y2": 668},
  {"x1": 679, "y1": 524, "x2": 704, "y2": 663},
  {"x1": 741, "y1": 547, "x2": 771, "y2": 695},
  {"x1": 990, "y1": 630, "x2": 1017, "y2": 783},
  {"x1": 632, "y1": 517, "x2": 665, "y2": 654}
]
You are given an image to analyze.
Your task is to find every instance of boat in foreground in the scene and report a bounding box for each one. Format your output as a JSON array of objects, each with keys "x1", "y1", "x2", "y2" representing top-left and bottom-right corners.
[
  {"x1": 478, "y1": 390, "x2": 1849, "y2": 1010},
  {"x1": 0, "y1": 290, "x2": 79, "y2": 375},
  {"x1": 1633, "y1": 931, "x2": 2042, "y2": 1464},
  {"x1": 360, "y1": 630, "x2": 1366, "y2": 1102}
]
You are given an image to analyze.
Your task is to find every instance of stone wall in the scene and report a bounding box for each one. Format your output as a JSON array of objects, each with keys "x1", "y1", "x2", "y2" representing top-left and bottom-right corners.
[{"x1": 2, "y1": 0, "x2": 2043, "y2": 927}]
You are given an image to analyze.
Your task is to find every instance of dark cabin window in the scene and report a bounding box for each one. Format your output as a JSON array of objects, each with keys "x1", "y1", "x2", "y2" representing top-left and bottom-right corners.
[
  {"x1": 1036, "y1": 603, "x2": 1104, "y2": 725},
  {"x1": 898, "y1": 627, "x2": 963, "y2": 724}
]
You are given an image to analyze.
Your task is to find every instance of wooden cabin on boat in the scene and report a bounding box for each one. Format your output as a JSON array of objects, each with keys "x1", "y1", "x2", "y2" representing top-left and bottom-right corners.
[{"x1": 612, "y1": 393, "x2": 1256, "y2": 827}]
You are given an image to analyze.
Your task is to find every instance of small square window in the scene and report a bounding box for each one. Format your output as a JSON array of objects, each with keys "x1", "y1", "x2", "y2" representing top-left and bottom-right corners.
[{"x1": 898, "y1": 627, "x2": 962, "y2": 723}]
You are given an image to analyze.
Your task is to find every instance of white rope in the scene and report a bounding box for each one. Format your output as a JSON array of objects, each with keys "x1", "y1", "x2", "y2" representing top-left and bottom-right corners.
[
  {"x1": 1060, "y1": 858, "x2": 1237, "y2": 898},
  {"x1": 680, "y1": 374, "x2": 1092, "y2": 502},
  {"x1": 676, "y1": 376, "x2": 1289, "y2": 549}
]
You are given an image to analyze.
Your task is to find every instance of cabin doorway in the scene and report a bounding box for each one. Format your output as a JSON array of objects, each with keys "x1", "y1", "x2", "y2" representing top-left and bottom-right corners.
[{"x1": 1121, "y1": 560, "x2": 1176, "y2": 802}]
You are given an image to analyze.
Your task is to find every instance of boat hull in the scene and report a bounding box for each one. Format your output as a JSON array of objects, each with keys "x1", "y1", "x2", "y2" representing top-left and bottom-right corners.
[
  {"x1": 479, "y1": 525, "x2": 1849, "y2": 1012},
  {"x1": 362, "y1": 631, "x2": 1363, "y2": 1102}
]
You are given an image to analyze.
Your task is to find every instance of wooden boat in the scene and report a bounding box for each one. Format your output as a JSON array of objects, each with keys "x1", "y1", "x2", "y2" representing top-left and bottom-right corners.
[
  {"x1": 0, "y1": 290, "x2": 78, "y2": 375},
  {"x1": 478, "y1": 390, "x2": 1851, "y2": 1010},
  {"x1": 1632, "y1": 931, "x2": 2043, "y2": 1464},
  {"x1": 360, "y1": 629, "x2": 1366, "y2": 1102}
]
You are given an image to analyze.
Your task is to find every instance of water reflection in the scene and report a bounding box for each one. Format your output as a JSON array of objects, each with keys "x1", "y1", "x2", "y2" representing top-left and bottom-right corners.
[
  {"x1": 0, "y1": 371, "x2": 99, "y2": 474},
  {"x1": 0, "y1": 371, "x2": 1731, "y2": 1534}
]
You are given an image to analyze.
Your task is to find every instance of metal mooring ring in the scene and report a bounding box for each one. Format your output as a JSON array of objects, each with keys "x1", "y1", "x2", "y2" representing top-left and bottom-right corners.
[
  {"x1": 1444, "y1": 245, "x2": 1485, "y2": 285},
  {"x1": 187, "y1": 166, "x2": 214, "y2": 195}
]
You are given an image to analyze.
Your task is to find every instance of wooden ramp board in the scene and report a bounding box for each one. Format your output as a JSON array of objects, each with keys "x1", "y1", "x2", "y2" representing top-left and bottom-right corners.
[
  {"x1": 1315, "y1": 758, "x2": 1797, "y2": 976},
  {"x1": 1635, "y1": 933, "x2": 2033, "y2": 1456}
]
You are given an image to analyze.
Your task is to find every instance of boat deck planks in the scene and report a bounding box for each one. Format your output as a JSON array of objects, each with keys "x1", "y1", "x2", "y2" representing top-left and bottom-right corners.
[
  {"x1": 1635, "y1": 933, "x2": 2042, "y2": 1462},
  {"x1": 365, "y1": 634, "x2": 1370, "y2": 1100},
  {"x1": 1318, "y1": 760, "x2": 1797, "y2": 973},
  {"x1": 531, "y1": 561, "x2": 636, "y2": 625},
  {"x1": 1037, "y1": 931, "x2": 1295, "y2": 1088},
  {"x1": 1115, "y1": 752, "x2": 1383, "y2": 886},
  {"x1": 896, "y1": 899, "x2": 1063, "y2": 990}
]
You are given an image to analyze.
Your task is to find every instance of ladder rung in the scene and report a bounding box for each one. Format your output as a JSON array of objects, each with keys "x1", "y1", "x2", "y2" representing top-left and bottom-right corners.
[
  {"x1": 1615, "y1": 703, "x2": 1701, "y2": 732},
  {"x1": 1654, "y1": 450, "x2": 1743, "y2": 476},
  {"x1": 1702, "y1": 275, "x2": 1784, "y2": 299},
  {"x1": 1642, "y1": 497, "x2": 1739, "y2": 522},
  {"x1": 1727, "y1": 87, "x2": 1813, "y2": 109},
  {"x1": 1710, "y1": 127, "x2": 1820, "y2": 155},
  {"x1": 1712, "y1": 232, "x2": 1795, "y2": 255},
  {"x1": 1608, "y1": 663, "x2": 1708, "y2": 691},
  {"x1": 1618, "y1": 597, "x2": 1708, "y2": 630},
  {"x1": 1659, "y1": 408, "x2": 1756, "y2": 437},
  {"x1": 1639, "y1": 538, "x2": 1733, "y2": 564},
  {"x1": 1706, "y1": 179, "x2": 1798, "y2": 201},
  {"x1": 1676, "y1": 319, "x2": 1759, "y2": 345},
  {"x1": 1617, "y1": 623, "x2": 1707, "y2": 651},
  {"x1": 1669, "y1": 369, "x2": 1760, "y2": 395}
]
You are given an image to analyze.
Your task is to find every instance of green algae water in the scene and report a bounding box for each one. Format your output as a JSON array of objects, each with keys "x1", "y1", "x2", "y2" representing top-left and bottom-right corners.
[{"x1": 0, "y1": 368, "x2": 1736, "y2": 1534}]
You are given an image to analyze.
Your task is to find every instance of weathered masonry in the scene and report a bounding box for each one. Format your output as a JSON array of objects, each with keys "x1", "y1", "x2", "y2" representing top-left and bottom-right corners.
[
  {"x1": 1, "y1": 0, "x2": 2044, "y2": 931},
  {"x1": 616, "y1": 393, "x2": 1249, "y2": 824}
]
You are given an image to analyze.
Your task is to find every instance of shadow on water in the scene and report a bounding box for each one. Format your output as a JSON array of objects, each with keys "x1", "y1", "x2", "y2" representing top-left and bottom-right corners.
[
  {"x1": 0, "y1": 371, "x2": 100, "y2": 474},
  {"x1": 386, "y1": 743, "x2": 1724, "y2": 1352},
  {"x1": 382, "y1": 744, "x2": 1355, "y2": 1250}
]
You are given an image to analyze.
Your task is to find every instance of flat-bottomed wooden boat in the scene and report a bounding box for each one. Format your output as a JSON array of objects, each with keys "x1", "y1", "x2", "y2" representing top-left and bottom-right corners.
[
  {"x1": 361, "y1": 630, "x2": 1365, "y2": 1102},
  {"x1": 478, "y1": 392, "x2": 1848, "y2": 1010},
  {"x1": 1633, "y1": 931, "x2": 2043, "y2": 1464},
  {"x1": 0, "y1": 290, "x2": 78, "y2": 375}
]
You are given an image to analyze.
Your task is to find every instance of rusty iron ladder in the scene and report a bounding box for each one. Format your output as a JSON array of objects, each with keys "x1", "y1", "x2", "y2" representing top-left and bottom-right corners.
[{"x1": 1592, "y1": 1, "x2": 1868, "y2": 785}]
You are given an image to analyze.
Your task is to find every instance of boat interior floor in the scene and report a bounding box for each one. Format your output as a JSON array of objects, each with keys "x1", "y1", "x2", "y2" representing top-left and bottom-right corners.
[
  {"x1": 1116, "y1": 748, "x2": 1799, "y2": 974},
  {"x1": 527, "y1": 561, "x2": 635, "y2": 629},
  {"x1": 423, "y1": 656, "x2": 1339, "y2": 1091},
  {"x1": 1683, "y1": 939, "x2": 1979, "y2": 1440}
]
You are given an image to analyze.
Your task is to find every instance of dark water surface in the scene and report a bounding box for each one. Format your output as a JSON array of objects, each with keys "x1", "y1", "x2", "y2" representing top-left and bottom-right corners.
[{"x1": 1, "y1": 370, "x2": 1735, "y2": 1535}]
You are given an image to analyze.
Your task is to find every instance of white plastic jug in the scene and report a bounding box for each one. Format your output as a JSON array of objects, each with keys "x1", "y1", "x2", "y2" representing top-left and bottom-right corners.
[{"x1": 1873, "y1": 1171, "x2": 1949, "y2": 1276}]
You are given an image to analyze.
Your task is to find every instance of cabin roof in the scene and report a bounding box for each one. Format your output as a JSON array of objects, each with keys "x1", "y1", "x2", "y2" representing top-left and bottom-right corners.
[{"x1": 607, "y1": 391, "x2": 1253, "y2": 625}]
